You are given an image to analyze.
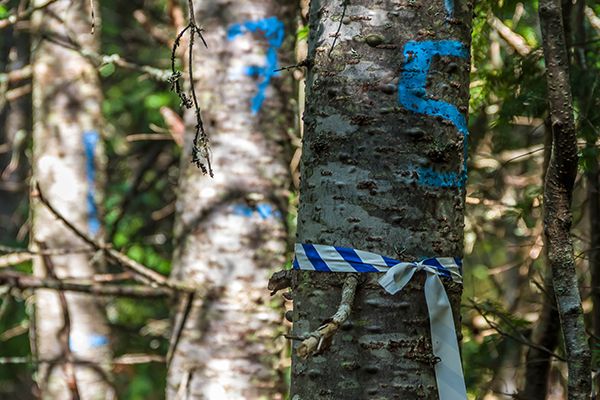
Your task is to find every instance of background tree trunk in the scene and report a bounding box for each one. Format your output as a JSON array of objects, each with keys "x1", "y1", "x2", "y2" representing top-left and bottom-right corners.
[
  {"x1": 166, "y1": 1, "x2": 295, "y2": 398},
  {"x1": 30, "y1": 1, "x2": 115, "y2": 398},
  {"x1": 539, "y1": 0, "x2": 592, "y2": 398},
  {"x1": 291, "y1": 0, "x2": 473, "y2": 398},
  {"x1": 0, "y1": 24, "x2": 29, "y2": 244}
]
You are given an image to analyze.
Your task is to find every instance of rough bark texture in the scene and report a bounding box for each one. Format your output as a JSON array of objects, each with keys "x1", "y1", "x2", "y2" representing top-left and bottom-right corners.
[
  {"x1": 166, "y1": 1, "x2": 295, "y2": 399},
  {"x1": 539, "y1": 0, "x2": 592, "y2": 398},
  {"x1": 30, "y1": 1, "x2": 115, "y2": 399},
  {"x1": 522, "y1": 126, "x2": 560, "y2": 400},
  {"x1": 291, "y1": 1, "x2": 472, "y2": 399}
]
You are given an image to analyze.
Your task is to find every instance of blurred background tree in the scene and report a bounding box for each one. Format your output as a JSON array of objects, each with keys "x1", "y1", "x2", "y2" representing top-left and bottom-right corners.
[{"x1": 0, "y1": 0, "x2": 597, "y2": 399}]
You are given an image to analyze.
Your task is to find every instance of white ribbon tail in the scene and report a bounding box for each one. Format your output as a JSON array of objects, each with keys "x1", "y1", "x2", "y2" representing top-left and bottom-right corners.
[{"x1": 425, "y1": 273, "x2": 467, "y2": 400}]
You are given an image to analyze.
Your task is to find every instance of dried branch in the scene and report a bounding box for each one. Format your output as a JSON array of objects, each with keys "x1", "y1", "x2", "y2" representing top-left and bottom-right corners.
[
  {"x1": 41, "y1": 34, "x2": 172, "y2": 82},
  {"x1": 0, "y1": 65, "x2": 32, "y2": 84},
  {"x1": 489, "y1": 16, "x2": 531, "y2": 56},
  {"x1": 268, "y1": 270, "x2": 292, "y2": 295},
  {"x1": 169, "y1": 0, "x2": 212, "y2": 176},
  {"x1": 34, "y1": 183, "x2": 197, "y2": 292},
  {"x1": 0, "y1": 0, "x2": 59, "y2": 29},
  {"x1": 296, "y1": 274, "x2": 359, "y2": 358},
  {"x1": 328, "y1": 0, "x2": 349, "y2": 59},
  {"x1": 38, "y1": 243, "x2": 81, "y2": 400},
  {"x1": 166, "y1": 291, "x2": 194, "y2": 368},
  {"x1": 0, "y1": 353, "x2": 165, "y2": 365},
  {"x1": 0, "y1": 272, "x2": 172, "y2": 298}
]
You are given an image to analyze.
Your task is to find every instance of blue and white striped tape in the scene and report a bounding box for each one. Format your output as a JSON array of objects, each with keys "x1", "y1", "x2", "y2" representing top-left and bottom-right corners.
[{"x1": 293, "y1": 243, "x2": 467, "y2": 400}]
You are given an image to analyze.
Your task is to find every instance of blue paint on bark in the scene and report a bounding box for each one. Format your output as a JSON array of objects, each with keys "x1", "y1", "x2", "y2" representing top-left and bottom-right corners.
[
  {"x1": 83, "y1": 131, "x2": 100, "y2": 235},
  {"x1": 397, "y1": 40, "x2": 469, "y2": 188},
  {"x1": 227, "y1": 17, "x2": 284, "y2": 114}
]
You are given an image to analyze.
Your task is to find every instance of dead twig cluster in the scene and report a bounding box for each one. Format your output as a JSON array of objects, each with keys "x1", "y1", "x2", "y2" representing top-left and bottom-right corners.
[{"x1": 169, "y1": 0, "x2": 212, "y2": 176}]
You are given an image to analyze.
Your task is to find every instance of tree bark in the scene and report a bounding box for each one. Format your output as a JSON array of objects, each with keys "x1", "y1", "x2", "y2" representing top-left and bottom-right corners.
[
  {"x1": 539, "y1": 0, "x2": 592, "y2": 398},
  {"x1": 166, "y1": 1, "x2": 295, "y2": 399},
  {"x1": 291, "y1": 1, "x2": 473, "y2": 398},
  {"x1": 30, "y1": 1, "x2": 115, "y2": 399}
]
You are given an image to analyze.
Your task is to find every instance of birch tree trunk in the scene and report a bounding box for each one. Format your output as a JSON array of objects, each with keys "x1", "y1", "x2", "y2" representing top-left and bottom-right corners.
[
  {"x1": 30, "y1": 1, "x2": 115, "y2": 399},
  {"x1": 166, "y1": 1, "x2": 294, "y2": 398},
  {"x1": 291, "y1": 1, "x2": 473, "y2": 398}
]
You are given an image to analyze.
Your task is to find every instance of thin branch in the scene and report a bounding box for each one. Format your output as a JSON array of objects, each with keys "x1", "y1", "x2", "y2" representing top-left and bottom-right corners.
[
  {"x1": 466, "y1": 299, "x2": 565, "y2": 362},
  {"x1": 34, "y1": 183, "x2": 197, "y2": 292},
  {"x1": 38, "y1": 242, "x2": 81, "y2": 400},
  {"x1": 0, "y1": 65, "x2": 32, "y2": 84},
  {"x1": 0, "y1": 0, "x2": 59, "y2": 29},
  {"x1": 0, "y1": 272, "x2": 173, "y2": 298},
  {"x1": 41, "y1": 34, "x2": 173, "y2": 82},
  {"x1": 296, "y1": 274, "x2": 359, "y2": 358},
  {"x1": 166, "y1": 291, "x2": 194, "y2": 368},
  {"x1": 328, "y1": 0, "x2": 349, "y2": 59},
  {"x1": 489, "y1": 16, "x2": 532, "y2": 56},
  {"x1": 0, "y1": 353, "x2": 165, "y2": 365},
  {"x1": 169, "y1": 0, "x2": 212, "y2": 175}
]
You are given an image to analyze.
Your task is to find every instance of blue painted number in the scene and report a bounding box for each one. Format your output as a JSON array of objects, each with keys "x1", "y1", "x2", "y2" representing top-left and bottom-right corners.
[
  {"x1": 397, "y1": 40, "x2": 469, "y2": 188},
  {"x1": 227, "y1": 17, "x2": 284, "y2": 114},
  {"x1": 83, "y1": 131, "x2": 100, "y2": 235}
]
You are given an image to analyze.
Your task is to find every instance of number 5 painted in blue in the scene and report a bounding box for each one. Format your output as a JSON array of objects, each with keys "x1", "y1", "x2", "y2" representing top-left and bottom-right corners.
[{"x1": 397, "y1": 40, "x2": 469, "y2": 188}]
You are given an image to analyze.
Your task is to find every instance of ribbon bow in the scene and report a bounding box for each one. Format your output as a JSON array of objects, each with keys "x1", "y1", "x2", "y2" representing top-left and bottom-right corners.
[{"x1": 293, "y1": 243, "x2": 467, "y2": 400}]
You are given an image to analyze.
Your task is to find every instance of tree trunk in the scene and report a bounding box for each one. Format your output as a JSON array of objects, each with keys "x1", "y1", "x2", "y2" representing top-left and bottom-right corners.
[
  {"x1": 166, "y1": 1, "x2": 295, "y2": 399},
  {"x1": 30, "y1": 1, "x2": 115, "y2": 399},
  {"x1": 0, "y1": 25, "x2": 29, "y2": 243},
  {"x1": 539, "y1": 0, "x2": 592, "y2": 398},
  {"x1": 291, "y1": 1, "x2": 473, "y2": 399}
]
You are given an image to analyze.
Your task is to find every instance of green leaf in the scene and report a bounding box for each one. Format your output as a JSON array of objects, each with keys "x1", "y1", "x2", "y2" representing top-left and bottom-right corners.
[
  {"x1": 0, "y1": 6, "x2": 9, "y2": 20},
  {"x1": 99, "y1": 62, "x2": 116, "y2": 77},
  {"x1": 297, "y1": 26, "x2": 309, "y2": 41}
]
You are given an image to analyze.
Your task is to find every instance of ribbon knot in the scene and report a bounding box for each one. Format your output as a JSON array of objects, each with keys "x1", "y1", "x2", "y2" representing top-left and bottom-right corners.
[{"x1": 293, "y1": 243, "x2": 467, "y2": 400}]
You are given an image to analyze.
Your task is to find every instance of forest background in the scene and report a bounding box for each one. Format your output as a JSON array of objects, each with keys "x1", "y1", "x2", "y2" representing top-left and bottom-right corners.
[{"x1": 0, "y1": 0, "x2": 599, "y2": 399}]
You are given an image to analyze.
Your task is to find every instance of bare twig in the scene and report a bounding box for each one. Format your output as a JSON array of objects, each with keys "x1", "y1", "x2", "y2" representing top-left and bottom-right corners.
[
  {"x1": 88, "y1": 0, "x2": 95, "y2": 34},
  {"x1": 0, "y1": 65, "x2": 32, "y2": 84},
  {"x1": 0, "y1": 272, "x2": 173, "y2": 298},
  {"x1": 0, "y1": 353, "x2": 165, "y2": 365},
  {"x1": 268, "y1": 270, "x2": 292, "y2": 295},
  {"x1": 34, "y1": 183, "x2": 197, "y2": 292},
  {"x1": 41, "y1": 34, "x2": 172, "y2": 82},
  {"x1": 38, "y1": 243, "x2": 81, "y2": 400},
  {"x1": 466, "y1": 299, "x2": 565, "y2": 362},
  {"x1": 0, "y1": 0, "x2": 59, "y2": 29},
  {"x1": 489, "y1": 16, "x2": 532, "y2": 56},
  {"x1": 169, "y1": 0, "x2": 212, "y2": 175},
  {"x1": 328, "y1": 0, "x2": 349, "y2": 59},
  {"x1": 166, "y1": 291, "x2": 195, "y2": 368},
  {"x1": 296, "y1": 274, "x2": 359, "y2": 358}
]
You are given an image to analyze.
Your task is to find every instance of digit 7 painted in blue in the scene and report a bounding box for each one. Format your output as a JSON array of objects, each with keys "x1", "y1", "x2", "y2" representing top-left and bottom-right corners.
[
  {"x1": 227, "y1": 17, "x2": 284, "y2": 114},
  {"x1": 397, "y1": 40, "x2": 469, "y2": 188}
]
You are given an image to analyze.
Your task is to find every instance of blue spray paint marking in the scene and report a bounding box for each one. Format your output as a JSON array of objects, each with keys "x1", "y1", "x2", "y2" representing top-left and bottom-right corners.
[
  {"x1": 227, "y1": 17, "x2": 284, "y2": 114},
  {"x1": 397, "y1": 40, "x2": 469, "y2": 188},
  {"x1": 232, "y1": 203, "x2": 281, "y2": 220},
  {"x1": 69, "y1": 333, "x2": 108, "y2": 352},
  {"x1": 445, "y1": 0, "x2": 454, "y2": 17},
  {"x1": 83, "y1": 131, "x2": 100, "y2": 235}
]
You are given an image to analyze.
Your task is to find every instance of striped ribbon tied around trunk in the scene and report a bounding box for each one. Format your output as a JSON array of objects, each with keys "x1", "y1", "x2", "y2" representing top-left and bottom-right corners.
[{"x1": 293, "y1": 243, "x2": 467, "y2": 400}]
